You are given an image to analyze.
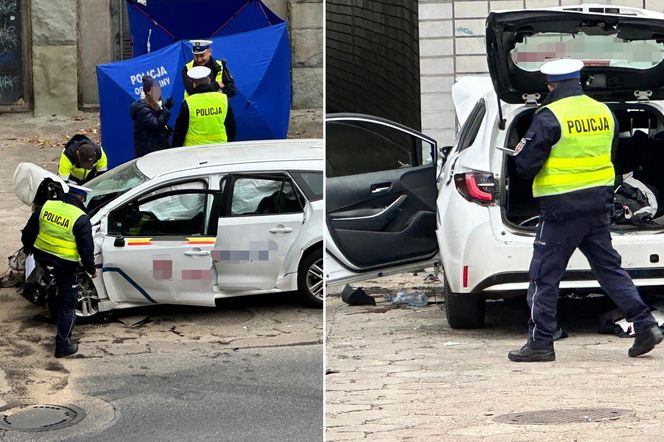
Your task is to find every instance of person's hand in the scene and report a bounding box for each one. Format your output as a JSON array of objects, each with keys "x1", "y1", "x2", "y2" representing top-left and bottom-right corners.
[
  {"x1": 217, "y1": 81, "x2": 225, "y2": 89},
  {"x1": 90, "y1": 269, "x2": 97, "y2": 279},
  {"x1": 163, "y1": 97, "x2": 174, "y2": 110}
]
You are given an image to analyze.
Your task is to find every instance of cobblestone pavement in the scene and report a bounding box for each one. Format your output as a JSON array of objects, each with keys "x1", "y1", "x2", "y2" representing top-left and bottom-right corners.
[
  {"x1": 325, "y1": 274, "x2": 664, "y2": 441},
  {"x1": 0, "y1": 110, "x2": 322, "y2": 414}
]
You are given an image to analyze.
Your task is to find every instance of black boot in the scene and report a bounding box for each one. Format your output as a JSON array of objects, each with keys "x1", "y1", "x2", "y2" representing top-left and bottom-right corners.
[
  {"x1": 628, "y1": 325, "x2": 663, "y2": 357},
  {"x1": 55, "y1": 341, "x2": 78, "y2": 358},
  {"x1": 508, "y1": 344, "x2": 555, "y2": 362}
]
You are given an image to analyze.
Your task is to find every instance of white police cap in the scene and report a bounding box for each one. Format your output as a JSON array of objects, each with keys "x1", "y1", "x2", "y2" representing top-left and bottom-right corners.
[
  {"x1": 540, "y1": 59, "x2": 584, "y2": 82},
  {"x1": 187, "y1": 66, "x2": 212, "y2": 81},
  {"x1": 190, "y1": 39, "x2": 213, "y2": 54},
  {"x1": 68, "y1": 183, "x2": 92, "y2": 197}
]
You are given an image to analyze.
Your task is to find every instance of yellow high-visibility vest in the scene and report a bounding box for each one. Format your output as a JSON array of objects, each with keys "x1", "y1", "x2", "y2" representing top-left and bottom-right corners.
[
  {"x1": 58, "y1": 148, "x2": 108, "y2": 182},
  {"x1": 183, "y1": 92, "x2": 229, "y2": 146},
  {"x1": 184, "y1": 60, "x2": 223, "y2": 98},
  {"x1": 34, "y1": 200, "x2": 86, "y2": 262},
  {"x1": 532, "y1": 95, "x2": 615, "y2": 198}
]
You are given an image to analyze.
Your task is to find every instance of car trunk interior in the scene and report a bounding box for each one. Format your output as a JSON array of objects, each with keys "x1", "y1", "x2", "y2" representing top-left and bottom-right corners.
[{"x1": 502, "y1": 103, "x2": 664, "y2": 230}]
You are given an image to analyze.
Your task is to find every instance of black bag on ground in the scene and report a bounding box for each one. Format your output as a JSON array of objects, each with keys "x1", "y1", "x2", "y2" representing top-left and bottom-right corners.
[{"x1": 341, "y1": 285, "x2": 376, "y2": 306}]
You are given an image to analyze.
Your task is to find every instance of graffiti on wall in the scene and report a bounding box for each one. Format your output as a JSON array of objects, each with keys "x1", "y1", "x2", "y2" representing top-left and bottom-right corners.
[{"x1": 0, "y1": 0, "x2": 21, "y2": 104}]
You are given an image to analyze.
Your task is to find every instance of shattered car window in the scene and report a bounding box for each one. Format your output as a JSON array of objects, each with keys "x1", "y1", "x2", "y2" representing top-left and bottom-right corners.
[{"x1": 86, "y1": 161, "x2": 149, "y2": 214}]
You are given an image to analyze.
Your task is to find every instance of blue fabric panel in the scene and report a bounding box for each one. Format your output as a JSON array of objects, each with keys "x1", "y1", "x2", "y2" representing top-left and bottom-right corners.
[
  {"x1": 126, "y1": 4, "x2": 177, "y2": 57},
  {"x1": 212, "y1": 1, "x2": 283, "y2": 36},
  {"x1": 126, "y1": 0, "x2": 283, "y2": 56},
  {"x1": 96, "y1": 23, "x2": 291, "y2": 168},
  {"x1": 97, "y1": 42, "x2": 185, "y2": 168},
  {"x1": 216, "y1": 23, "x2": 291, "y2": 140}
]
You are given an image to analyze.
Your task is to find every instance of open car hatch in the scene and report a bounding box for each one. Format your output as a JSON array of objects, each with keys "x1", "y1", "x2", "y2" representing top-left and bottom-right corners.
[{"x1": 486, "y1": 5, "x2": 664, "y2": 103}]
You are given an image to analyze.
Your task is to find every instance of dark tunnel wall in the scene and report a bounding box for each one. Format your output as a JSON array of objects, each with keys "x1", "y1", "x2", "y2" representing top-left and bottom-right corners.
[{"x1": 326, "y1": 0, "x2": 421, "y2": 130}]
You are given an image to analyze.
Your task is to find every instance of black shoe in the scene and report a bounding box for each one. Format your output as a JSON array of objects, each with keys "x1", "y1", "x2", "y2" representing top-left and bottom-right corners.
[
  {"x1": 55, "y1": 342, "x2": 78, "y2": 358},
  {"x1": 508, "y1": 344, "x2": 555, "y2": 362},
  {"x1": 628, "y1": 325, "x2": 664, "y2": 357}
]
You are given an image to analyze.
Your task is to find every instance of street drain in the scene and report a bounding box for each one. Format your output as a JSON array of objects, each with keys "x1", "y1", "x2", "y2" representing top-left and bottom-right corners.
[
  {"x1": 494, "y1": 408, "x2": 628, "y2": 425},
  {"x1": 0, "y1": 404, "x2": 85, "y2": 432},
  {"x1": 179, "y1": 309, "x2": 254, "y2": 326}
]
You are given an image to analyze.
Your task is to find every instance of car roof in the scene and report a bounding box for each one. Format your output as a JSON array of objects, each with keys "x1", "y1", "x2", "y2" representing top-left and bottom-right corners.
[{"x1": 136, "y1": 139, "x2": 323, "y2": 178}]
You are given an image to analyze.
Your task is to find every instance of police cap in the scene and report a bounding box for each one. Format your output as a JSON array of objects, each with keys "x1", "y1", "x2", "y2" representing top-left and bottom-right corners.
[
  {"x1": 187, "y1": 66, "x2": 212, "y2": 81},
  {"x1": 68, "y1": 183, "x2": 92, "y2": 198},
  {"x1": 540, "y1": 59, "x2": 584, "y2": 82},
  {"x1": 190, "y1": 40, "x2": 213, "y2": 54}
]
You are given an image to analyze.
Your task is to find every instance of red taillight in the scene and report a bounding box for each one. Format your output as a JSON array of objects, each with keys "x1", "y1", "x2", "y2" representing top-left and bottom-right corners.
[
  {"x1": 463, "y1": 265, "x2": 469, "y2": 288},
  {"x1": 454, "y1": 172, "x2": 495, "y2": 204}
]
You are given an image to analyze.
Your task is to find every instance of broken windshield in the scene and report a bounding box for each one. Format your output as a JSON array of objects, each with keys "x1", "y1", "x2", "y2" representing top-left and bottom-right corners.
[{"x1": 86, "y1": 160, "x2": 149, "y2": 216}]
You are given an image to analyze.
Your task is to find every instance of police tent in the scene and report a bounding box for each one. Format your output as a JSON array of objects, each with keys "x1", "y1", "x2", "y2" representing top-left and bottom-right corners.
[
  {"x1": 96, "y1": 0, "x2": 290, "y2": 168},
  {"x1": 125, "y1": 0, "x2": 282, "y2": 57}
]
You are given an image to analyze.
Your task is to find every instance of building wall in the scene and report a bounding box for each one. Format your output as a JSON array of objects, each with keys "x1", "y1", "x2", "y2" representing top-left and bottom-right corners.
[
  {"x1": 290, "y1": 0, "x2": 323, "y2": 108},
  {"x1": 78, "y1": 0, "x2": 112, "y2": 107},
  {"x1": 326, "y1": 0, "x2": 421, "y2": 130},
  {"x1": 31, "y1": 0, "x2": 78, "y2": 115},
  {"x1": 418, "y1": 0, "x2": 663, "y2": 146}
]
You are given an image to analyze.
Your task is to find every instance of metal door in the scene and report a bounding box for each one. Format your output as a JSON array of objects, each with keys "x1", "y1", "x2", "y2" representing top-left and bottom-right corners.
[{"x1": 0, "y1": 0, "x2": 22, "y2": 105}]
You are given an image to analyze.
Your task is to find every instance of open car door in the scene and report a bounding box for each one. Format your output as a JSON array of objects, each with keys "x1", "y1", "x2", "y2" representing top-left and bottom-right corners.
[{"x1": 325, "y1": 114, "x2": 440, "y2": 285}]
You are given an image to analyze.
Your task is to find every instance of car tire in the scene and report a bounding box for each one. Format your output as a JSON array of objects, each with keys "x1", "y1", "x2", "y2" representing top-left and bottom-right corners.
[
  {"x1": 298, "y1": 248, "x2": 323, "y2": 308},
  {"x1": 443, "y1": 277, "x2": 485, "y2": 329},
  {"x1": 76, "y1": 272, "x2": 101, "y2": 321},
  {"x1": 46, "y1": 271, "x2": 101, "y2": 323}
]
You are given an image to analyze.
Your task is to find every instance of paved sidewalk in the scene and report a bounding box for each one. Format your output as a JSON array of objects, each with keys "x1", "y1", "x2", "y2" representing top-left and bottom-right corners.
[{"x1": 326, "y1": 275, "x2": 664, "y2": 441}]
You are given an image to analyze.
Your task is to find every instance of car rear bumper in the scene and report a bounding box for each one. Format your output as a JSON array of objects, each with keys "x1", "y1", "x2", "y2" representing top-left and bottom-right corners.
[{"x1": 443, "y1": 220, "x2": 664, "y2": 294}]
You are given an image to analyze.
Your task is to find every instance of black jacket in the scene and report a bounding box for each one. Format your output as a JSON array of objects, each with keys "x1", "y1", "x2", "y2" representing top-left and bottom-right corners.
[
  {"x1": 182, "y1": 56, "x2": 237, "y2": 97},
  {"x1": 130, "y1": 99, "x2": 172, "y2": 157},
  {"x1": 515, "y1": 80, "x2": 617, "y2": 220},
  {"x1": 61, "y1": 135, "x2": 106, "y2": 184},
  {"x1": 21, "y1": 193, "x2": 96, "y2": 275},
  {"x1": 172, "y1": 84, "x2": 237, "y2": 147}
]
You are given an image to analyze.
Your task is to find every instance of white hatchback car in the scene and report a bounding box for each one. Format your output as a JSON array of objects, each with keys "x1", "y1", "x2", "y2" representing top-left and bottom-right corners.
[
  {"x1": 16, "y1": 139, "x2": 323, "y2": 318},
  {"x1": 326, "y1": 5, "x2": 664, "y2": 328}
]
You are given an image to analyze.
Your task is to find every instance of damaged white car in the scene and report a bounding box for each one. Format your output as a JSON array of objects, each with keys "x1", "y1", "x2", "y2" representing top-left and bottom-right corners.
[
  {"x1": 11, "y1": 139, "x2": 324, "y2": 318},
  {"x1": 326, "y1": 5, "x2": 664, "y2": 328}
]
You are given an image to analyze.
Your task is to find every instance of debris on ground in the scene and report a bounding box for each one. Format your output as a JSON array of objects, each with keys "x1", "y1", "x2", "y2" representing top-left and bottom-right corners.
[
  {"x1": 341, "y1": 284, "x2": 376, "y2": 306},
  {"x1": 385, "y1": 291, "x2": 428, "y2": 307}
]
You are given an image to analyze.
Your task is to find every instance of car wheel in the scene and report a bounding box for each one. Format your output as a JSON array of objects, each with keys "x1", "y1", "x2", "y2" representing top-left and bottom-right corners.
[
  {"x1": 46, "y1": 272, "x2": 101, "y2": 323},
  {"x1": 443, "y1": 276, "x2": 485, "y2": 329},
  {"x1": 298, "y1": 248, "x2": 323, "y2": 308},
  {"x1": 76, "y1": 272, "x2": 101, "y2": 320}
]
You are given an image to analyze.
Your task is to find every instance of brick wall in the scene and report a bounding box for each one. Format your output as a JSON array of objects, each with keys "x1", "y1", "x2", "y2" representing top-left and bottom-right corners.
[{"x1": 419, "y1": 0, "x2": 661, "y2": 146}]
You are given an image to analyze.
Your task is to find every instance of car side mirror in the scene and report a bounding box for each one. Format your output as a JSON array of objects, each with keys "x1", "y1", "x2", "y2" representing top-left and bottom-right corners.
[{"x1": 114, "y1": 234, "x2": 125, "y2": 247}]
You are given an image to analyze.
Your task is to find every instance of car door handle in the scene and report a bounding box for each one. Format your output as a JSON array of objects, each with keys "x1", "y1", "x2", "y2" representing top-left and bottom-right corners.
[
  {"x1": 371, "y1": 182, "x2": 392, "y2": 193},
  {"x1": 184, "y1": 250, "x2": 211, "y2": 257},
  {"x1": 269, "y1": 225, "x2": 293, "y2": 234},
  {"x1": 331, "y1": 194, "x2": 407, "y2": 221}
]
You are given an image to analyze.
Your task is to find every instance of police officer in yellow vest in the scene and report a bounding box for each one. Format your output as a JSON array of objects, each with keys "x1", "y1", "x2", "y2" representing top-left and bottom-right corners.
[
  {"x1": 182, "y1": 39, "x2": 236, "y2": 98},
  {"x1": 172, "y1": 66, "x2": 237, "y2": 147},
  {"x1": 509, "y1": 59, "x2": 662, "y2": 362},
  {"x1": 21, "y1": 184, "x2": 96, "y2": 358},
  {"x1": 58, "y1": 134, "x2": 108, "y2": 185}
]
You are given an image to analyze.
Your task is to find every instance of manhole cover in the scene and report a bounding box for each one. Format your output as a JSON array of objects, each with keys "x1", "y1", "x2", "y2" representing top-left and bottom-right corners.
[
  {"x1": 494, "y1": 408, "x2": 628, "y2": 425},
  {"x1": 179, "y1": 309, "x2": 254, "y2": 326},
  {"x1": 0, "y1": 404, "x2": 85, "y2": 432}
]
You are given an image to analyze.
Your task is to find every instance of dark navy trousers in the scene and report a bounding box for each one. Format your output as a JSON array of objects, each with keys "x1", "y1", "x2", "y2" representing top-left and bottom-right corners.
[
  {"x1": 53, "y1": 268, "x2": 78, "y2": 351},
  {"x1": 527, "y1": 213, "x2": 655, "y2": 348}
]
